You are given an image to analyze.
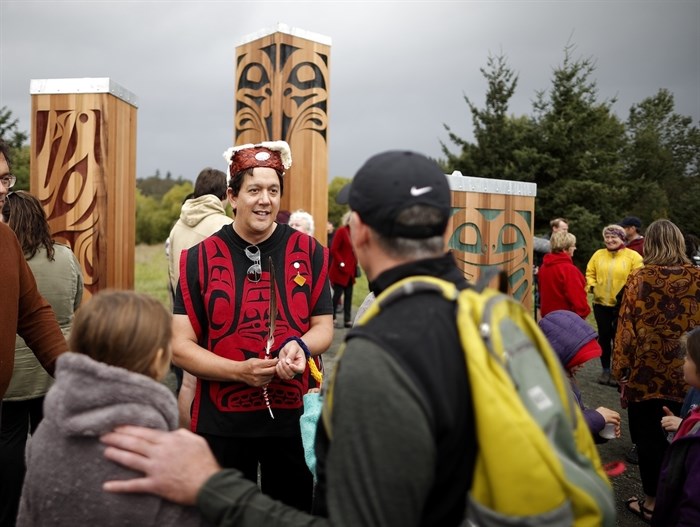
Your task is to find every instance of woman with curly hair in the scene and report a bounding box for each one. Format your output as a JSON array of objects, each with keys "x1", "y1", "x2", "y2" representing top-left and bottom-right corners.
[{"x1": 613, "y1": 219, "x2": 700, "y2": 523}]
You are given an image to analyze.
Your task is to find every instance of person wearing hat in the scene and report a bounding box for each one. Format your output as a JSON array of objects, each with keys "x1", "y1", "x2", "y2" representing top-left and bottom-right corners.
[
  {"x1": 539, "y1": 310, "x2": 621, "y2": 440},
  {"x1": 585, "y1": 224, "x2": 643, "y2": 386},
  {"x1": 168, "y1": 141, "x2": 333, "y2": 512},
  {"x1": 100, "y1": 150, "x2": 478, "y2": 526},
  {"x1": 619, "y1": 216, "x2": 645, "y2": 256}
]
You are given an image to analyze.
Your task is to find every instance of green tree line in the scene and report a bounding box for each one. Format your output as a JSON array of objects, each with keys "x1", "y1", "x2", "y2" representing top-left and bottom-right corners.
[
  {"x1": 2, "y1": 44, "x2": 698, "y2": 262},
  {"x1": 440, "y1": 46, "x2": 700, "y2": 267}
]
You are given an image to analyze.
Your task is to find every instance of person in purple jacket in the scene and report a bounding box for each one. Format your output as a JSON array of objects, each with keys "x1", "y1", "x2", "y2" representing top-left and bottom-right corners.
[
  {"x1": 652, "y1": 327, "x2": 700, "y2": 526},
  {"x1": 539, "y1": 310, "x2": 621, "y2": 440}
]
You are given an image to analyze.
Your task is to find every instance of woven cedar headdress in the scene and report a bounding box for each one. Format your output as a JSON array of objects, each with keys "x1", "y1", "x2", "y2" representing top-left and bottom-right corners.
[{"x1": 222, "y1": 141, "x2": 292, "y2": 181}]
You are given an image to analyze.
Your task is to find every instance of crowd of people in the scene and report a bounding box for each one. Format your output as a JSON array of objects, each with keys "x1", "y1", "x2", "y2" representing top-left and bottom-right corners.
[{"x1": 2, "y1": 135, "x2": 700, "y2": 526}]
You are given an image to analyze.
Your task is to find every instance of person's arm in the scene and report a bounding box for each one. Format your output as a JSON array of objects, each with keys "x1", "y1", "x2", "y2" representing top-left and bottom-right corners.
[
  {"x1": 15, "y1": 240, "x2": 67, "y2": 376},
  {"x1": 70, "y1": 252, "x2": 84, "y2": 311},
  {"x1": 171, "y1": 314, "x2": 277, "y2": 385},
  {"x1": 101, "y1": 338, "x2": 434, "y2": 526},
  {"x1": 631, "y1": 251, "x2": 644, "y2": 271},
  {"x1": 570, "y1": 269, "x2": 591, "y2": 319},
  {"x1": 594, "y1": 407, "x2": 621, "y2": 437},
  {"x1": 611, "y1": 274, "x2": 638, "y2": 381},
  {"x1": 102, "y1": 427, "x2": 221, "y2": 505},
  {"x1": 178, "y1": 371, "x2": 196, "y2": 429},
  {"x1": 276, "y1": 314, "x2": 332, "y2": 379},
  {"x1": 585, "y1": 252, "x2": 597, "y2": 292},
  {"x1": 299, "y1": 314, "x2": 333, "y2": 358},
  {"x1": 101, "y1": 427, "x2": 326, "y2": 526}
]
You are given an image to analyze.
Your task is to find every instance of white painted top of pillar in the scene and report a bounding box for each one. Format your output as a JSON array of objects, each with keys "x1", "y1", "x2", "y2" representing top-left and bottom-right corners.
[
  {"x1": 29, "y1": 78, "x2": 139, "y2": 108},
  {"x1": 236, "y1": 23, "x2": 332, "y2": 47},
  {"x1": 447, "y1": 171, "x2": 537, "y2": 197}
]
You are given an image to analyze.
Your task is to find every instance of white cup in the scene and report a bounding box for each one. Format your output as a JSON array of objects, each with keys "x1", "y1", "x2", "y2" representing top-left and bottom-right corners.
[{"x1": 599, "y1": 422, "x2": 616, "y2": 440}]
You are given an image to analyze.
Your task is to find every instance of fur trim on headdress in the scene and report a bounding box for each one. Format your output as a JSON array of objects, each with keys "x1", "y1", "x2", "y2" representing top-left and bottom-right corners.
[{"x1": 222, "y1": 141, "x2": 292, "y2": 178}]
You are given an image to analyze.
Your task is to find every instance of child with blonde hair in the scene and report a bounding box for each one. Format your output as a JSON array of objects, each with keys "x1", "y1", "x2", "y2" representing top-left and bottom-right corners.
[
  {"x1": 17, "y1": 290, "x2": 201, "y2": 527},
  {"x1": 652, "y1": 327, "x2": 700, "y2": 526}
]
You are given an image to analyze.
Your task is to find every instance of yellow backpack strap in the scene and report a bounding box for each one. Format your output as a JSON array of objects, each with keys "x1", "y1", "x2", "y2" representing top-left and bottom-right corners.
[{"x1": 321, "y1": 276, "x2": 456, "y2": 440}]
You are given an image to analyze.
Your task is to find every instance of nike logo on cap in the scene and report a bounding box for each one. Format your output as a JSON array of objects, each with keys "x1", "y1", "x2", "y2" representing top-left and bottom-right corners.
[{"x1": 410, "y1": 186, "x2": 432, "y2": 196}]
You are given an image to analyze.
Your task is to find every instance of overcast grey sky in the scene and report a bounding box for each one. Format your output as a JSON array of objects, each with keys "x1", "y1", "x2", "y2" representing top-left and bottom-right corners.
[{"x1": 1, "y1": 1, "x2": 698, "y2": 182}]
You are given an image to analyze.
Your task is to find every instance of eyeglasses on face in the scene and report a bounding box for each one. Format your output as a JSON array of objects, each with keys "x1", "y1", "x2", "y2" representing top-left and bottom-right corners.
[{"x1": 0, "y1": 175, "x2": 16, "y2": 189}]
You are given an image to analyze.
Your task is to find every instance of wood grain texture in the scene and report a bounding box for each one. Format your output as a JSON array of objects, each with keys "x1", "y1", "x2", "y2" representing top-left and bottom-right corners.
[
  {"x1": 30, "y1": 91, "x2": 136, "y2": 299},
  {"x1": 235, "y1": 31, "x2": 330, "y2": 245},
  {"x1": 448, "y1": 191, "x2": 534, "y2": 308}
]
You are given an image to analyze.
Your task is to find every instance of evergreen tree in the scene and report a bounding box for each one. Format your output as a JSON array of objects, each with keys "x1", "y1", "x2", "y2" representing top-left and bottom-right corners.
[
  {"x1": 622, "y1": 89, "x2": 700, "y2": 235},
  {"x1": 531, "y1": 45, "x2": 627, "y2": 266},
  {"x1": 0, "y1": 106, "x2": 30, "y2": 190},
  {"x1": 327, "y1": 177, "x2": 351, "y2": 228},
  {"x1": 441, "y1": 53, "x2": 535, "y2": 181}
]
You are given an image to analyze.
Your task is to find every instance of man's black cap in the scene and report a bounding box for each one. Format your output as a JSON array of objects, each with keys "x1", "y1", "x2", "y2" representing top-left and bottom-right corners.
[
  {"x1": 347, "y1": 150, "x2": 450, "y2": 239},
  {"x1": 619, "y1": 216, "x2": 642, "y2": 229}
]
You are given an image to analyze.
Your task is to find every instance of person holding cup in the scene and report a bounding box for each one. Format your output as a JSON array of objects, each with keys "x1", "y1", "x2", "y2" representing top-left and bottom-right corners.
[{"x1": 539, "y1": 310, "x2": 621, "y2": 441}]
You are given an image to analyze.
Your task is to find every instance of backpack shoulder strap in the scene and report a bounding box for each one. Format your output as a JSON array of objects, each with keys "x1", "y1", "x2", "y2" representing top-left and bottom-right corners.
[{"x1": 322, "y1": 275, "x2": 458, "y2": 439}]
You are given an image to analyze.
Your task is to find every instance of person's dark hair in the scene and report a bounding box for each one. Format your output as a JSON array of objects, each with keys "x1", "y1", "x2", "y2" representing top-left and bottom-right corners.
[
  {"x1": 228, "y1": 167, "x2": 284, "y2": 197},
  {"x1": 193, "y1": 167, "x2": 227, "y2": 200},
  {"x1": 683, "y1": 232, "x2": 700, "y2": 262},
  {"x1": 0, "y1": 138, "x2": 11, "y2": 167},
  {"x1": 681, "y1": 327, "x2": 700, "y2": 375},
  {"x1": 373, "y1": 204, "x2": 445, "y2": 259},
  {"x1": 2, "y1": 190, "x2": 55, "y2": 260}
]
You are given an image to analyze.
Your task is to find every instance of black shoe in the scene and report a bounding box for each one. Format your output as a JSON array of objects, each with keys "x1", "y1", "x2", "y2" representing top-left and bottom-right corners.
[
  {"x1": 597, "y1": 371, "x2": 611, "y2": 385},
  {"x1": 344, "y1": 321, "x2": 352, "y2": 328},
  {"x1": 625, "y1": 445, "x2": 639, "y2": 465}
]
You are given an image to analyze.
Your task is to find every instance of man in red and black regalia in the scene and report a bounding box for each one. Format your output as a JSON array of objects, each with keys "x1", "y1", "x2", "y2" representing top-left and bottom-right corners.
[{"x1": 171, "y1": 141, "x2": 333, "y2": 511}]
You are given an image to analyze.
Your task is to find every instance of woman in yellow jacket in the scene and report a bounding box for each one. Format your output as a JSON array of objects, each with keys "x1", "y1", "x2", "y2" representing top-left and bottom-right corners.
[{"x1": 586, "y1": 224, "x2": 643, "y2": 386}]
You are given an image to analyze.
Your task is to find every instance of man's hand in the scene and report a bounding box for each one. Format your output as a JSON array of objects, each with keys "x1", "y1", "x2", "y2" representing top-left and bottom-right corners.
[
  {"x1": 238, "y1": 357, "x2": 279, "y2": 387},
  {"x1": 276, "y1": 340, "x2": 307, "y2": 380},
  {"x1": 101, "y1": 426, "x2": 220, "y2": 505}
]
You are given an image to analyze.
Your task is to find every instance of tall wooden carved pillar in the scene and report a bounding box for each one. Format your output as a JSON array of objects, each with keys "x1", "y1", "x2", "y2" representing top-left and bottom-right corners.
[
  {"x1": 30, "y1": 78, "x2": 138, "y2": 300},
  {"x1": 235, "y1": 24, "x2": 331, "y2": 245},
  {"x1": 446, "y1": 173, "x2": 537, "y2": 310}
]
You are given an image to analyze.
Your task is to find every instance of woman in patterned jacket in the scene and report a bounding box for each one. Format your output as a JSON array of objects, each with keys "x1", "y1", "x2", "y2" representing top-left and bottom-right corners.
[{"x1": 613, "y1": 219, "x2": 700, "y2": 523}]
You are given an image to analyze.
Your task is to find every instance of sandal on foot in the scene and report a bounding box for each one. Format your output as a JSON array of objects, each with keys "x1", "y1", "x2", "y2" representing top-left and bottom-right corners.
[{"x1": 625, "y1": 497, "x2": 652, "y2": 524}]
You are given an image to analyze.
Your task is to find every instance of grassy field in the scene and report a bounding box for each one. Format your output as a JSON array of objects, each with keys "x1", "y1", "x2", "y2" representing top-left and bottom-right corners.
[
  {"x1": 135, "y1": 243, "x2": 369, "y2": 309},
  {"x1": 135, "y1": 244, "x2": 171, "y2": 306}
]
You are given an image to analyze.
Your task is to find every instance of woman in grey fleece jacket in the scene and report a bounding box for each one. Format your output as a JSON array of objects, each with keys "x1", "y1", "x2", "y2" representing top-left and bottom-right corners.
[{"x1": 16, "y1": 291, "x2": 203, "y2": 527}]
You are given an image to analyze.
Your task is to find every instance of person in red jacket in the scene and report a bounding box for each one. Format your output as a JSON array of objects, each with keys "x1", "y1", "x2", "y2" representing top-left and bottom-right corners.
[
  {"x1": 329, "y1": 211, "x2": 357, "y2": 328},
  {"x1": 538, "y1": 230, "x2": 591, "y2": 319}
]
